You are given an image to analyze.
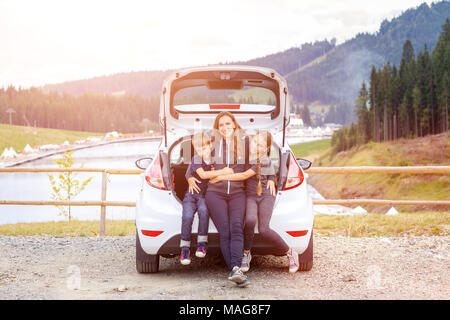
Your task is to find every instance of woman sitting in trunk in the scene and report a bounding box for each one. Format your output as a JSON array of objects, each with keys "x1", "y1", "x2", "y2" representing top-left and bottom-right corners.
[{"x1": 187, "y1": 111, "x2": 250, "y2": 287}]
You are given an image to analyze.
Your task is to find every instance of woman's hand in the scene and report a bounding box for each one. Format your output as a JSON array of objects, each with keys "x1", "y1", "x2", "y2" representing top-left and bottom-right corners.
[
  {"x1": 267, "y1": 180, "x2": 276, "y2": 196},
  {"x1": 187, "y1": 177, "x2": 201, "y2": 194},
  {"x1": 209, "y1": 175, "x2": 224, "y2": 184},
  {"x1": 221, "y1": 167, "x2": 234, "y2": 175}
]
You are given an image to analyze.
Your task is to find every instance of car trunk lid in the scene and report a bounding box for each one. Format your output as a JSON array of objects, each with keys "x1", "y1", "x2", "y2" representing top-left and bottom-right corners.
[{"x1": 159, "y1": 66, "x2": 290, "y2": 136}]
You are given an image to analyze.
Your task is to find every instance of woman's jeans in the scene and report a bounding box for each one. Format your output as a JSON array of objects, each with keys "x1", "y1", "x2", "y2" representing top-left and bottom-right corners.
[
  {"x1": 244, "y1": 195, "x2": 289, "y2": 253},
  {"x1": 205, "y1": 191, "x2": 246, "y2": 271},
  {"x1": 180, "y1": 192, "x2": 209, "y2": 247}
]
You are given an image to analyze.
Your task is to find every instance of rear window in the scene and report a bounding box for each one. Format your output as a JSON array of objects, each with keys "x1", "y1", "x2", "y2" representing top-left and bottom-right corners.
[
  {"x1": 168, "y1": 70, "x2": 282, "y2": 120},
  {"x1": 173, "y1": 86, "x2": 276, "y2": 107}
]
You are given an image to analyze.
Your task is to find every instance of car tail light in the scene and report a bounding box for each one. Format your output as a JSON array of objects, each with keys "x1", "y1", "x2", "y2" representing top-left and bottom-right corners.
[
  {"x1": 142, "y1": 230, "x2": 164, "y2": 237},
  {"x1": 282, "y1": 152, "x2": 304, "y2": 190},
  {"x1": 144, "y1": 153, "x2": 167, "y2": 190},
  {"x1": 286, "y1": 230, "x2": 308, "y2": 237}
]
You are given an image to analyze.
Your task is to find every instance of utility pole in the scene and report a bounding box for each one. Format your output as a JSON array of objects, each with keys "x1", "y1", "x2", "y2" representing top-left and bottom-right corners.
[
  {"x1": 142, "y1": 118, "x2": 150, "y2": 133},
  {"x1": 6, "y1": 108, "x2": 15, "y2": 125}
]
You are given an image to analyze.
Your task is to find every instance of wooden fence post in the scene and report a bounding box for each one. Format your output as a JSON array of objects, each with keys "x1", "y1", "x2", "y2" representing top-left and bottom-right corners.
[{"x1": 100, "y1": 170, "x2": 108, "y2": 236}]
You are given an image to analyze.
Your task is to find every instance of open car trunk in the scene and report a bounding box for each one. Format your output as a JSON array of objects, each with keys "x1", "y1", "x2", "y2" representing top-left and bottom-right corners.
[{"x1": 168, "y1": 135, "x2": 285, "y2": 202}]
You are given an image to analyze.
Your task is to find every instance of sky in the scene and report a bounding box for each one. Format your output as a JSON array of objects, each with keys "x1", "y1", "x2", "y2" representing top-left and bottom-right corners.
[{"x1": 0, "y1": 0, "x2": 435, "y2": 88}]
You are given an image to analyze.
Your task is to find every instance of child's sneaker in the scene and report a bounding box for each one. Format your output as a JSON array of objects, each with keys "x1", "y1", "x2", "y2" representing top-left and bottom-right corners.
[
  {"x1": 287, "y1": 249, "x2": 299, "y2": 273},
  {"x1": 180, "y1": 247, "x2": 191, "y2": 265},
  {"x1": 195, "y1": 242, "x2": 208, "y2": 258},
  {"x1": 240, "y1": 251, "x2": 252, "y2": 272}
]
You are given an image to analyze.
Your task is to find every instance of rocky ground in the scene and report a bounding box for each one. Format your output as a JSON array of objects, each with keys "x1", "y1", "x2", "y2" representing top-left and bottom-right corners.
[{"x1": 0, "y1": 235, "x2": 448, "y2": 300}]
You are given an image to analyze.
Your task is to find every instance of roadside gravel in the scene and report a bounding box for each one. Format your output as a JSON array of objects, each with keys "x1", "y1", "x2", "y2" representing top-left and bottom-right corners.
[{"x1": 0, "y1": 235, "x2": 448, "y2": 300}]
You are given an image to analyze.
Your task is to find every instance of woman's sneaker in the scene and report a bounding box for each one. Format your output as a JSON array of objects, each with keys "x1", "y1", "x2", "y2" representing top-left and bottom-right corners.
[
  {"x1": 236, "y1": 278, "x2": 250, "y2": 288},
  {"x1": 228, "y1": 266, "x2": 246, "y2": 283},
  {"x1": 180, "y1": 247, "x2": 191, "y2": 265},
  {"x1": 287, "y1": 249, "x2": 299, "y2": 273},
  {"x1": 240, "y1": 251, "x2": 252, "y2": 272},
  {"x1": 195, "y1": 242, "x2": 207, "y2": 258}
]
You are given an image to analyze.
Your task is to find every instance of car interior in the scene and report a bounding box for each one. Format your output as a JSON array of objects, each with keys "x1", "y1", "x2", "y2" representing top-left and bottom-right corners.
[{"x1": 168, "y1": 134, "x2": 281, "y2": 202}]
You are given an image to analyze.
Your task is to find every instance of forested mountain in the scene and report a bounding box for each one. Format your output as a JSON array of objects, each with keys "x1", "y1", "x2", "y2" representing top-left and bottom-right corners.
[
  {"x1": 285, "y1": 1, "x2": 450, "y2": 106},
  {"x1": 330, "y1": 18, "x2": 450, "y2": 154},
  {"x1": 41, "y1": 1, "x2": 450, "y2": 109}
]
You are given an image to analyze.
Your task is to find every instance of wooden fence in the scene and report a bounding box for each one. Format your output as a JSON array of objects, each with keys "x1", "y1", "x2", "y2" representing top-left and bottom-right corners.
[{"x1": 1, "y1": 166, "x2": 449, "y2": 236}]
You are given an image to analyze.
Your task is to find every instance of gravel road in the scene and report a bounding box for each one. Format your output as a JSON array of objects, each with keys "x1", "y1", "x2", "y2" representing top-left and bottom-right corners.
[{"x1": 0, "y1": 235, "x2": 448, "y2": 300}]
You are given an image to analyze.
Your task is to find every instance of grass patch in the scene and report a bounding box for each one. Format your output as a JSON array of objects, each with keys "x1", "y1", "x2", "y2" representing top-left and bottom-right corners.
[
  {"x1": 0, "y1": 220, "x2": 136, "y2": 237},
  {"x1": 291, "y1": 138, "x2": 331, "y2": 158},
  {"x1": 314, "y1": 211, "x2": 450, "y2": 237},
  {"x1": 0, "y1": 124, "x2": 102, "y2": 152}
]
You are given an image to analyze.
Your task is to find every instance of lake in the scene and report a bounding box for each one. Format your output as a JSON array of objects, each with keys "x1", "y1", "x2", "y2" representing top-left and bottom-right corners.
[{"x1": 0, "y1": 140, "x2": 160, "y2": 224}]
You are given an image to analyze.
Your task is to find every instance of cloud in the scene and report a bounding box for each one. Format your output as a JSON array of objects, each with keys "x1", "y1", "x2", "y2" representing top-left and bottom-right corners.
[
  {"x1": 188, "y1": 35, "x2": 232, "y2": 49},
  {"x1": 0, "y1": 0, "x2": 435, "y2": 88}
]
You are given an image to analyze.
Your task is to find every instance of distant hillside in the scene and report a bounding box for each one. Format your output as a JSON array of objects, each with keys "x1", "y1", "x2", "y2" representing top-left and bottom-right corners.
[
  {"x1": 308, "y1": 132, "x2": 450, "y2": 213},
  {"x1": 231, "y1": 39, "x2": 336, "y2": 76},
  {"x1": 42, "y1": 70, "x2": 171, "y2": 98},
  {"x1": 41, "y1": 1, "x2": 450, "y2": 107},
  {"x1": 42, "y1": 40, "x2": 336, "y2": 99}
]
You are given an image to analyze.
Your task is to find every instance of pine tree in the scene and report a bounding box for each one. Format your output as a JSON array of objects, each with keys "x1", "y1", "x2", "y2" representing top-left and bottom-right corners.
[
  {"x1": 441, "y1": 72, "x2": 449, "y2": 132},
  {"x1": 301, "y1": 104, "x2": 312, "y2": 126},
  {"x1": 399, "y1": 40, "x2": 416, "y2": 138},
  {"x1": 412, "y1": 85, "x2": 421, "y2": 137},
  {"x1": 369, "y1": 66, "x2": 380, "y2": 142},
  {"x1": 355, "y1": 82, "x2": 371, "y2": 144}
]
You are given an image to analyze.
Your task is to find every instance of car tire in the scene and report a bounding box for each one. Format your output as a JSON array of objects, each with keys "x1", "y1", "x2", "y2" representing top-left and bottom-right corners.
[
  {"x1": 136, "y1": 230, "x2": 160, "y2": 273},
  {"x1": 298, "y1": 229, "x2": 313, "y2": 271}
]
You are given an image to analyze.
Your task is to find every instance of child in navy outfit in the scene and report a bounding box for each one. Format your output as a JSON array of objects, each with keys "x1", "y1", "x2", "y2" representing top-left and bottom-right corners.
[{"x1": 180, "y1": 131, "x2": 233, "y2": 265}]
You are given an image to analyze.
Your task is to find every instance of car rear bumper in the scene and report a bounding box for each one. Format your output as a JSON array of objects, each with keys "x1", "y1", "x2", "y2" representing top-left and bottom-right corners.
[
  {"x1": 154, "y1": 233, "x2": 311, "y2": 256},
  {"x1": 137, "y1": 225, "x2": 312, "y2": 256}
]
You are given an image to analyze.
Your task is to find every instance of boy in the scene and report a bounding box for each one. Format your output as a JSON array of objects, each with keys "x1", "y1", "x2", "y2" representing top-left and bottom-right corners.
[{"x1": 180, "y1": 131, "x2": 233, "y2": 265}]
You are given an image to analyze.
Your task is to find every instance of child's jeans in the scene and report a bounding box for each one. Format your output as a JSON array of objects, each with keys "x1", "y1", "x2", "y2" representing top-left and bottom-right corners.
[
  {"x1": 244, "y1": 194, "x2": 289, "y2": 253},
  {"x1": 180, "y1": 192, "x2": 209, "y2": 247}
]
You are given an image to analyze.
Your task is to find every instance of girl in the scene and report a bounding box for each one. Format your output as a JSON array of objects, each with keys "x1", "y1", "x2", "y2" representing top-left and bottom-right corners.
[{"x1": 210, "y1": 131, "x2": 300, "y2": 273}]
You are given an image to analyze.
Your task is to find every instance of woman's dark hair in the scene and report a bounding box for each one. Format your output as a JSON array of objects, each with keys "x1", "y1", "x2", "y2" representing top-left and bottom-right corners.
[
  {"x1": 213, "y1": 111, "x2": 245, "y2": 162},
  {"x1": 213, "y1": 111, "x2": 242, "y2": 131}
]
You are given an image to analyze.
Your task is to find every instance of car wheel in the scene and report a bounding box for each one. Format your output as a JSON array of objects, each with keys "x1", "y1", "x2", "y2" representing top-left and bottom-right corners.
[
  {"x1": 298, "y1": 229, "x2": 313, "y2": 271},
  {"x1": 136, "y1": 230, "x2": 160, "y2": 273}
]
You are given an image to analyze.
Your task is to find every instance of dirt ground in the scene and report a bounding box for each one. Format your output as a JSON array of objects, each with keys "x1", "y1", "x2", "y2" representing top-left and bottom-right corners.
[{"x1": 0, "y1": 235, "x2": 448, "y2": 300}]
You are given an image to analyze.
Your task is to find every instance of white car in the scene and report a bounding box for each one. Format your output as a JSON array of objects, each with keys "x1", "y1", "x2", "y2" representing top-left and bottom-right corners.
[{"x1": 135, "y1": 65, "x2": 314, "y2": 273}]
